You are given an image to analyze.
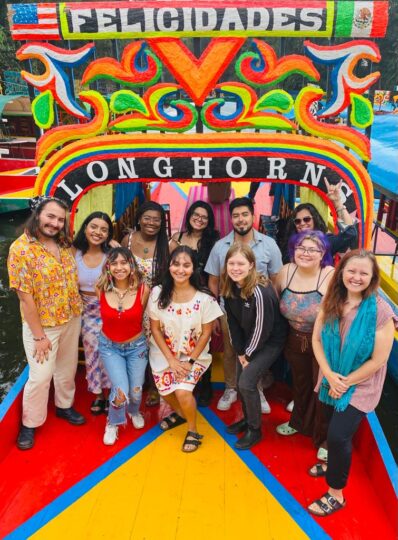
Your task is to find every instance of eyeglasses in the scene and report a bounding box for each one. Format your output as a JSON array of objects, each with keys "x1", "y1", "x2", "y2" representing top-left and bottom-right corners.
[
  {"x1": 295, "y1": 246, "x2": 322, "y2": 255},
  {"x1": 294, "y1": 216, "x2": 313, "y2": 226},
  {"x1": 141, "y1": 216, "x2": 161, "y2": 225},
  {"x1": 191, "y1": 212, "x2": 209, "y2": 222}
]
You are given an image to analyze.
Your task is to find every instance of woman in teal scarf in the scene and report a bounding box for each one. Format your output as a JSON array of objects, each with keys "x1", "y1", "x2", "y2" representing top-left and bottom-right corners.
[{"x1": 307, "y1": 250, "x2": 396, "y2": 517}]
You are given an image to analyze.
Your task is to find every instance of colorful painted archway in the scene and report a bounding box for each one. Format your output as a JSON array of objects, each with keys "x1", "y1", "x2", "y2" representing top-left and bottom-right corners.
[{"x1": 8, "y1": 0, "x2": 390, "y2": 246}]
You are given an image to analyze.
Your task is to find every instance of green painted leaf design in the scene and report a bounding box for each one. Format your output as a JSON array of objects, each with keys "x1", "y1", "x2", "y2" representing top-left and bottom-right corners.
[
  {"x1": 350, "y1": 94, "x2": 373, "y2": 129},
  {"x1": 254, "y1": 90, "x2": 293, "y2": 113},
  {"x1": 110, "y1": 90, "x2": 148, "y2": 115},
  {"x1": 32, "y1": 90, "x2": 54, "y2": 129}
]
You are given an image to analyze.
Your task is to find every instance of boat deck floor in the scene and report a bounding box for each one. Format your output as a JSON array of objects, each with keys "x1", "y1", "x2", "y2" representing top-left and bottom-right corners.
[{"x1": 0, "y1": 366, "x2": 395, "y2": 540}]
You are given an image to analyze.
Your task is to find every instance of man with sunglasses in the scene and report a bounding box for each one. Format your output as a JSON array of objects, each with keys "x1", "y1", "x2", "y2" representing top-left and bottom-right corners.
[{"x1": 205, "y1": 197, "x2": 282, "y2": 411}]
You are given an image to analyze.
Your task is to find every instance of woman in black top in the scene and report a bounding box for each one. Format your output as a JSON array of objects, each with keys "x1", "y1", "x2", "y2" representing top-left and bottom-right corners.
[
  {"x1": 221, "y1": 244, "x2": 288, "y2": 450},
  {"x1": 169, "y1": 201, "x2": 220, "y2": 286},
  {"x1": 280, "y1": 179, "x2": 358, "y2": 263}
]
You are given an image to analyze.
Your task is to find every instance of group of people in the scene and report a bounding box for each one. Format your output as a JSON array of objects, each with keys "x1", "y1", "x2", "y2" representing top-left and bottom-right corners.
[{"x1": 8, "y1": 185, "x2": 396, "y2": 517}]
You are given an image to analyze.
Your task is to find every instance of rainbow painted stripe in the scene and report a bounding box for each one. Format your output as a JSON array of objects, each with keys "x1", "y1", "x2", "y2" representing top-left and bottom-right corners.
[{"x1": 34, "y1": 133, "x2": 373, "y2": 246}]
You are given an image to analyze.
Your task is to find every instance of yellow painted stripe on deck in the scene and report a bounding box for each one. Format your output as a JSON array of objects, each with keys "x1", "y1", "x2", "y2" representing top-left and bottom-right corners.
[{"x1": 32, "y1": 414, "x2": 308, "y2": 540}]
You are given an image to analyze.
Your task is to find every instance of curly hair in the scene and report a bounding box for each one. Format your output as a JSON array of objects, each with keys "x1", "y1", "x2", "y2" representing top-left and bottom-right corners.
[{"x1": 96, "y1": 247, "x2": 142, "y2": 292}]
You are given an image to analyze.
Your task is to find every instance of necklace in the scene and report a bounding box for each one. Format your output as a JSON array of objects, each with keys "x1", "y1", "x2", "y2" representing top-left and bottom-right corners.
[
  {"x1": 113, "y1": 287, "x2": 130, "y2": 315},
  {"x1": 143, "y1": 246, "x2": 149, "y2": 254}
]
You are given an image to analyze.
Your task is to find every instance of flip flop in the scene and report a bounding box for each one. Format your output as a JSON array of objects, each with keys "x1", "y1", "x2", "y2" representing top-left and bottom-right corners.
[{"x1": 160, "y1": 412, "x2": 187, "y2": 432}]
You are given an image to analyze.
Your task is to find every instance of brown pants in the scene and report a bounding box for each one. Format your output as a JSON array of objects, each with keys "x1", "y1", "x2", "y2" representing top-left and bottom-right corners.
[
  {"x1": 284, "y1": 328, "x2": 328, "y2": 448},
  {"x1": 220, "y1": 314, "x2": 237, "y2": 389}
]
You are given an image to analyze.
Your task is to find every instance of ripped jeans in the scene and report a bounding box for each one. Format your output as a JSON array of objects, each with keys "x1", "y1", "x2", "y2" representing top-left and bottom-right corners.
[{"x1": 99, "y1": 333, "x2": 148, "y2": 426}]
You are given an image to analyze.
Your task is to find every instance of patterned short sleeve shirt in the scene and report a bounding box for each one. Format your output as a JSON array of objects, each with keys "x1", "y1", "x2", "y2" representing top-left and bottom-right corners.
[{"x1": 8, "y1": 233, "x2": 82, "y2": 327}]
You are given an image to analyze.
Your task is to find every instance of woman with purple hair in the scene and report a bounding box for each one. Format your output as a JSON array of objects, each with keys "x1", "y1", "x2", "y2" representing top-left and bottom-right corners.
[{"x1": 274, "y1": 231, "x2": 334, "y2": 458}]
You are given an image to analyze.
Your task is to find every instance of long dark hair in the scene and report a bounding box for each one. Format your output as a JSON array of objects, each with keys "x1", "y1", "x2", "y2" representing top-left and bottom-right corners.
[
  {"x1": 135, "y1": 201, "x2": 169, "y2": 286},
  {"x1": 322, "y1": 249, "x2": 380, "y2": 322},
  {"x1": 73, "y1": 212, "x2": 113, "y2": 254},
  {"x1": 157, "y1": 246, "x2": 213, "y2": 309},
  {"x1": 25, "y1": 197, "x2": 70, "y2": 246},
  {"x1": 184, "y1": 201, "x2": 220, "y2": 270}
]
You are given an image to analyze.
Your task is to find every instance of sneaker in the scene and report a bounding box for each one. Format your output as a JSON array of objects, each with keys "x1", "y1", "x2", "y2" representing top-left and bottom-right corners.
[
  {"x1": 286, "y1": 400, "x2": 294, "y2": 413},
  {"x1": 217, "y1": 388, "x2": 238, "y2": 411},
  {"x1": 276, "y1": 422, "x2": 298, "y2": 436},
  {"x1": 103, "y1": 423, "x2": 118, "y2": 445},
  {"x1": 129, "y1": 412, "x2": 145, "y2": 429},
  {"x1": 317, "y1": 447, "x2": 328, "y2": 462},
  {"x1": 259, "y1": 389, "x2": 271, "y2": 414}
]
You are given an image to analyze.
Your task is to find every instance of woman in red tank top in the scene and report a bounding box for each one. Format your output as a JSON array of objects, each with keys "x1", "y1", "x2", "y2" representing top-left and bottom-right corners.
[{"x1": 97, "y1": 247, "x2": 150, "y2": 446}]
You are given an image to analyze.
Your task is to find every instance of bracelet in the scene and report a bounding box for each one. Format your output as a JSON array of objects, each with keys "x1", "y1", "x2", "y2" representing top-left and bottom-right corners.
[
  {"x1": 33, "y1": 336, "x2": 46, "y2": 342},
  {"x1": 336, "y1": 205, "x2": 346, "y2": 213},
  {"x1": 188, "y1": 358, "x2": 196, "y2": 364}
]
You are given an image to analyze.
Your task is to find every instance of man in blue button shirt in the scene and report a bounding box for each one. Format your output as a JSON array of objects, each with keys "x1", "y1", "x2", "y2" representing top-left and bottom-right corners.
[{"x1": 205, "y1": 197, "x2": 282, "y2": 411}]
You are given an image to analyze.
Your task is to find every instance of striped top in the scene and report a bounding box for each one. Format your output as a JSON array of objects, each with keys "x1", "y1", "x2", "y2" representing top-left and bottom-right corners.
[{"x1": 224, "y1": 283, "x2": 288, "y2": 360}]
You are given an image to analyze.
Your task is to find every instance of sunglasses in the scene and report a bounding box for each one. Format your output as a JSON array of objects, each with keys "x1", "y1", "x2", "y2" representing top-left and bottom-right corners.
[{"x1": 294, "y1": 216, "x2": 313, "y2": 226}]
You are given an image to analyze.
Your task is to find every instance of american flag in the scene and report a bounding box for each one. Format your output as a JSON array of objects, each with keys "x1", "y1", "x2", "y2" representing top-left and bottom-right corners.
[{"x1": 10, "y1": 3, "x2": 61, "y2": 40}]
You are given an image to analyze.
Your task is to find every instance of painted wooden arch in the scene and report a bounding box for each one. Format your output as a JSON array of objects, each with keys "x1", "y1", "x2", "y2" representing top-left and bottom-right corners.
[{"x1": 34, "y1": 133, "x2": 373, "y2": 245}]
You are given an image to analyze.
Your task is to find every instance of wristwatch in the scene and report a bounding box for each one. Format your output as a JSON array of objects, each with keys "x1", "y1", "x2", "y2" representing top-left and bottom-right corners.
[{"x1": 188, "y1": 358, "x2": 196, "y2": 364}]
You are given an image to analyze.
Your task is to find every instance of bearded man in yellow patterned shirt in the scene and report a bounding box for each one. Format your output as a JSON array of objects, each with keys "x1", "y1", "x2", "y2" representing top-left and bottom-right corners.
[{"x1": 8, "y1": 197, "x2": 85, "y2": 450}]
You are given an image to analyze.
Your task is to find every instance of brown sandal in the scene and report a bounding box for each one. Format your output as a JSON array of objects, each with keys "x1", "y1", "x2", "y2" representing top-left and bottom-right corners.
[
  {"x1": 182, "y1": 431, "x2": 203, "y2": 453},
  {"x1": 308, "y1": 493, "x2": 346, "y2": 517},
  {"x1": 145, "y1": 389, "x2": 160, "y2": 407}
]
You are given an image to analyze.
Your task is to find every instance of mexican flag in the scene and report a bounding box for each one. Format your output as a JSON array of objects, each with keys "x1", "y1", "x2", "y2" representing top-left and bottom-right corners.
[{"x1": 335, "y1": 0, "x2": 389, "y2": 38}]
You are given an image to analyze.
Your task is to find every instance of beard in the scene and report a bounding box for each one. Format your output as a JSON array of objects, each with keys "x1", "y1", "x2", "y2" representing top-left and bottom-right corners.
[
  {"x1": 38, "y1": 223, "x2": 61, "y2": 239},
  {"x1": 234, "y1": 226, "x2": 252, "y2": 236}
]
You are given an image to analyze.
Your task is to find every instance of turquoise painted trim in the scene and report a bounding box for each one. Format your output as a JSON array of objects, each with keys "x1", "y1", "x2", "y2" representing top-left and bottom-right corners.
[
  {"x1": 0, "y1": 366, "x2": 28, "y2": 422},
  {"x1": 200, "y1": 407, "x2": 331, "y2": 540},
  {"x1": 4, "y1": 425, "x2": 163, "y2": 539},
  {"x1": 367, "y1": 412, "x2": 398, "y2": 497}
]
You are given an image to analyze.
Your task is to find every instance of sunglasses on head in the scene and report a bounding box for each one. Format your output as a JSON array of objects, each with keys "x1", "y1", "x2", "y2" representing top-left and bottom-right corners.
[{"x1": 294, "y1": 216, "x2": 313, "y2": 226}]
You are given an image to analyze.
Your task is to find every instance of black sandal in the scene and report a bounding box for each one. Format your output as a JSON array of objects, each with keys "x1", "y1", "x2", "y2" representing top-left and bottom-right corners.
[
  {"x1": 308, "y1": 492, "x2": 346, "y2": 517},
  {"x1": 160, "y1": 412, "x2": 187, "y2": 432},
  {"x1": 90, "y1": 398, "x2": 106, "y2": 416},
  {"x1": 182, "y1": 431, "x2": 203, "y2": 453},
  {"x1": 308, "y1": 463, "x2": 327, "y2": 477}
]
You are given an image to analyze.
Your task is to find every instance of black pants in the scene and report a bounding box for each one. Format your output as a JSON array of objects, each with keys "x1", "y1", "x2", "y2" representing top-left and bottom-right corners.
[
  {"x1": 324, "y1": 404, "x2": 365, "y2": 490},
  {"x1": 237, "y1": 341, "x2": 284, "y2": 430}
]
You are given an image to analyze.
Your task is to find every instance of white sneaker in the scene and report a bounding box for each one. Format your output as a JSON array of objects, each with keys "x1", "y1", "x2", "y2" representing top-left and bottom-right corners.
[
  {"x1": 103, "y1": 423, "x2": 118, "y2": 445},
  {"x1": 317, "y1": 447, "x2": 328, "y2": 462},
  {"x1": 129, "y1": 412, "x2": 145, "y2": 429},
  {"x1": 217, "y1": 388, "x2": 238, "y2": 411},
  {"x1": 286, "y1": 400, "x2": 294, "y2": 413},
  {"x1": 259, "y1": 389, "x2": 271, "y2": 414}
]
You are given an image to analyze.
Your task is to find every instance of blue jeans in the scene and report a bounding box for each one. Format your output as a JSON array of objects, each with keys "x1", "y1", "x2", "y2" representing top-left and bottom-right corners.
[{"x1": 99, "y1": 333, "x2": 148, "y2": 426}]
